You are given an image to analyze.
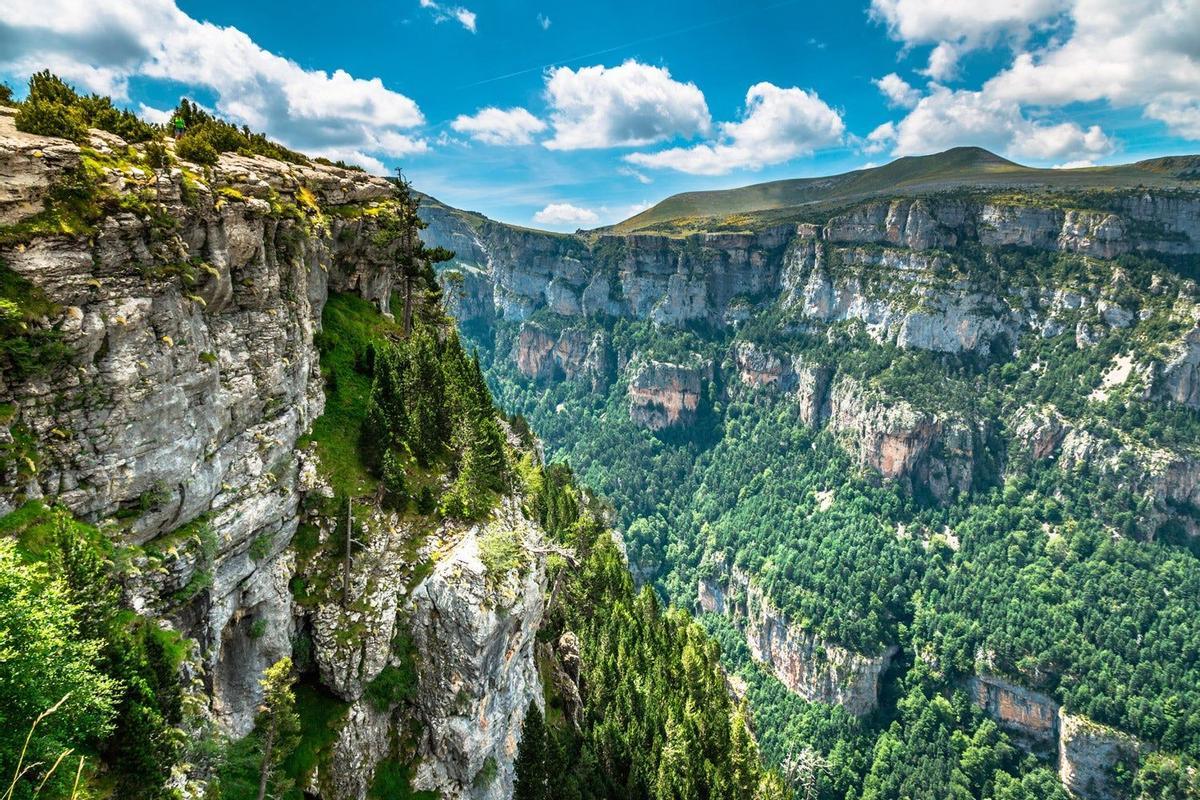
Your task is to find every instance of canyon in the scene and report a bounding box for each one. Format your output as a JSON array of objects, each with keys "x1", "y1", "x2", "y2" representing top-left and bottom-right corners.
[{"x1": 418, "y1": 154, "x2": 1200, "y2": 799}]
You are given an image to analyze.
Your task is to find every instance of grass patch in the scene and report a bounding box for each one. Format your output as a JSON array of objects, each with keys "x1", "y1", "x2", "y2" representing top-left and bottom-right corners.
[
  {"x1": 0, "y1": 499, "x2": 111, "y2": 563},
  {"x1": 280, "y1": 680, "x2": 350, "y2": 792},
  {"x1": 478, "y1": 527, "x2": 527, "y2": 588},
  {"x1": 300, "y1": 292, "x2": 402, "y2": 498},
  {"x1": 368, "y1": 759, "x2": 437, "y2": 800}
]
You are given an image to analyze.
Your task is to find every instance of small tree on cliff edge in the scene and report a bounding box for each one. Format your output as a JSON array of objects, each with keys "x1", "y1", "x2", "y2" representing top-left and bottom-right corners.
[
  {"x1": 255, "y1": 657, "x2": 300, "y2": 800},
  {"x1": 384, "y1": 169, "x2": 454, "y2": 335}
]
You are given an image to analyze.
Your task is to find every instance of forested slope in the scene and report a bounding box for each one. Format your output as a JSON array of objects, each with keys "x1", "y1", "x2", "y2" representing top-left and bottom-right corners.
[{"x1": 425, "y1": 163, "x2": 1200, "y2": 799}]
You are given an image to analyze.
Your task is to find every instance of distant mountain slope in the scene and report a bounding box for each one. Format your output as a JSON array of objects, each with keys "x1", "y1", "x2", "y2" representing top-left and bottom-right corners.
[{"x1": 608, "y1": 147, "x2": 1200, "y2": 234}]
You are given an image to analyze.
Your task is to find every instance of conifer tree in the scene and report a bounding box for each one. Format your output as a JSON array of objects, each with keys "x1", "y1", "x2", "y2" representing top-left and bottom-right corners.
[
  {"x1": 513, "y1": 701, "x2": 548, "y2": 800},
  {"x1": 255, "y1": 658, "x2": 300, "y2": 800}
]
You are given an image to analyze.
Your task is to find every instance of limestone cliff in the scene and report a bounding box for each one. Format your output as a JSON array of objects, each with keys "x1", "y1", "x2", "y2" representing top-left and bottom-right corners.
[
  {"x1": 698, "y1": 562, "x2": 895, "y2": 715},
  {"x1": 0, "y1": 110, "x2": 543, "y2": 800},
  {"x1": 627, "y1": 357, "x2": 712, "y2": 431},
  {"x1": 967, "y1": 674, "x2": 1143, "y2": 800}
]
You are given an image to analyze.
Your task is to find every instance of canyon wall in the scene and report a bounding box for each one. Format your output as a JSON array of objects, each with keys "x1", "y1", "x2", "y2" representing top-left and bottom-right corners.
[
  {"x1": 698, "y1": 563, "x2": 895, "y2": 715},
  {"x1": 0, "y1": 110, "x2": 542, "y2": 799}
]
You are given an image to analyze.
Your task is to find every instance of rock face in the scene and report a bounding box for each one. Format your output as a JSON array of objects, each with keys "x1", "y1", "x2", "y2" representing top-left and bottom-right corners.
[
  {"x1": 827, "y1": 377, "x2": 979, "y2": 501},
  {"x1": 1058, "y1": 712, "x2": 1141, "y2": 800},
  {"x1": 967, "y1": 674, "x2": 1142, "y2": 800},
  {"x1": 628, "y1": 358, "x2": 711, "y2": 430},
  {"x1": 0, "y1": 111, "x2": 403, "y2": 735},
  {"x1": 0, "y1": 115, "x2": 545, "y2": 799},
  {"x1": 423, "y1": 189, "x2": 1200, "y2": 351},
  {"x1": 1160, "y1": 323, "x2": 1200, "y2": 409},
  {"x1": 511, "y1": 322, "x2": 611, "y2": 389},
  {"x1": 698, "y1": 566, "x2": 894, "y2": 715},
  {"x1": 968, "y1": 674, "x2": 1060, "y2": 748},
  {"x1": 419, "y1": 207, "x2": 792, "y2": 328},
  {"x1": 406, "y1": 509, "x2": 546, "y2": 800}
]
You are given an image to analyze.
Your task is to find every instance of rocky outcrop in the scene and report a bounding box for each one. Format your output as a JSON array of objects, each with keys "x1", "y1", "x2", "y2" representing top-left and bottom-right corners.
[
  {"x1": 511, "y1": 322, "x2": 611, "y2": 389},
  {"x1": 0, "y1": 108, "x2": 81, "y2": 224},
  {"x1": 1058, "y1": 712, "x2": 1141, "y2": 800},
  {"x1": 1057, "y1": 426, "x2": 1200, "y2": 538},
  {"x1": 439, "y1": 266, "x2": 495, "y2": 326},
  {"x1": 967, "y1": 673, "x2": 1144, "y2": 799},
  {"x1": 0, "y1": 113, "x2": 546, "y2": 800},
  {"x1": 698, "y1": 566, "x2": 894, "y2": 715},
  {"x1": 1159, "y1": 322, "x2": 1200, "y2": 409},
  {"x1": 0, "y1": 111, "x2": 407, "y2": 737},
  {"x1": 730, "y1": 342, "x2": 831, "y2": 426},
  {"x1": 628, "y1": 358, "x2": 711, "y2": 430},
  {"x1": 780, "y1": 235, "x2": 1019, "y2": 356},
  {"x1": 419, "y1": 209, "x2": 793, "y2": 328},
  {"x1": 828, "y1": 377, "x2": 979, "y2": 501},
  {"x1": 824, "y1": 198, "x2": 960, "y2": 250},
  {"x1": 406, "y1": 507, "x2": 546, "y2": 800},
  {"x1": 1010, "y1": 405, "x2": 1070, "y2": 462},
  {"x1": 426, "y1": 185, "x2": 1200, "y2": 353},
  {"x1": 968, "y1": 674, "x2": 1060, "y2": 749}
]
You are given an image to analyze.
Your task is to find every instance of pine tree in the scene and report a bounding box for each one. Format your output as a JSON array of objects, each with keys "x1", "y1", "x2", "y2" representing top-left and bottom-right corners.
[
  {"x1": 513, "y1": 701, "x2": 547, "y2": 800},
  {"x1": 387, "y1": 170, "x2": 454, "y2": 335},
  {"x1": 728, "y1": 704, "x2": 760, "y2": 800},
  {"x1": 255, "y1": 658, "x2": 300, "y2": 800},
  {"x1": 655, "y1": 715, "x2": 699, "y2": 800}
]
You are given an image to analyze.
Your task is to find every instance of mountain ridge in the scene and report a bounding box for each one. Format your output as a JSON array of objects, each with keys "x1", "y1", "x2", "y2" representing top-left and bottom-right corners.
[{"x1": 605, "y1": 146, "x2": 1200, "y2": 234}]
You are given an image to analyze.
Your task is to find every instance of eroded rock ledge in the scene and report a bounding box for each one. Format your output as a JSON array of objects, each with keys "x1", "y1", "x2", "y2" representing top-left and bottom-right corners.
[{"x1": 698, "y1": 560, "x2": 895, "y2": 715}]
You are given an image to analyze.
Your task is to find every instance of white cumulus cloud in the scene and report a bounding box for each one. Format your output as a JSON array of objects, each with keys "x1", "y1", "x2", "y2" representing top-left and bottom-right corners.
[
  {"x1": 869, "y1": 0, "x2": 1071, "y2": 48},
  {"x1": 890, "y1": 84, "x2": 1114, "y2": 162},
  {"x1": 625, "y1": 82, "x2": 844, "y2": 175},
  {"x1": 532, "y1": 203, "x2": 600, "y2": 226},
  {"x1": 0, "y1": 0, "x2": 428, "y2": 172},
  {"x1": 543, "y1": 60, "x2": 711, "y2": 150},
  {"x1": 451, "y1": 107, "x2": 547, "y2": 145},
  {"x1": 869, "y1": 0, "x2": 1200, "y2": 144},
  {"x1": 921, "y1": 42, "x2": 960, "y2": 81},
  {"x1": 874, "y1": 73, "x2": 921, "y2": 108}
]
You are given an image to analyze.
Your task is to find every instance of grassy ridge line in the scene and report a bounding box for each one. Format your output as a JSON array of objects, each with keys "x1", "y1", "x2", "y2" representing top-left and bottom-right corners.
[{"x1": 608, "y1": 146, "x2": 1200, "y2": 234}]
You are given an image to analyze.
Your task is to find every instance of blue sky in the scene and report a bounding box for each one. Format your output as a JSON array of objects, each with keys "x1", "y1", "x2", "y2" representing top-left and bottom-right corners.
[{"x1": 2, "y1": 0, "x2": 1198, "y2": 230}]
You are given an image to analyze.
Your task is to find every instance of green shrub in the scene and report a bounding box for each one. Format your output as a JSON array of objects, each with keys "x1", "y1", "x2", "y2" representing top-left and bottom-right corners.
[
  {"x1": 249, "y1": 533, "x2": 273, "y2": 561},
  {"x1": 364, "y1": 663, "x2": 416, "y2": 712},
  {"x1": 0, "y1": 82, "x2": 12, "y2": 105},
  {"x1": 175, "y1": 131, "x2": 219, "y2": 166},
  {"x1": 14, "y1": 97, "x2": 88, "y2": 141},
  {"x1": 144, "y1": 139, "x2": 170, "y2": 169},
  {"x1": 172, "y1": 98, "x2": 307, "y2": 165},
  {"x1": 0, "y1": 259, "x2": 71, "y2": 378},
  {"x1": 13, "y1": 71, "x2": 155, "y2": 143}
]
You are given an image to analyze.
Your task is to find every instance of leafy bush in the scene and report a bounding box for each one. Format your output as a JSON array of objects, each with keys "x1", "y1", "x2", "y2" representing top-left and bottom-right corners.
[
  {"x1": 364, "y1": 662, "x2": 416, "y2": 712},
  {"x1": 144, "y1": 139, "x2": 170, "y2": 168},
  {"x1": 0, "y1": 82, "x2": 12, "y2": 105},
  {"x1": 14, "y1": 97, "x2": 88, "y2": 141},
  {"x1": 0, "y1": 258, "x2": 71, "y2": 378}
]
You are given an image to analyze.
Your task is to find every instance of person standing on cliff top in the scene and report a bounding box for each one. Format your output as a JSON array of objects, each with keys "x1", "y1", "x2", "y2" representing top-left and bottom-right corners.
[{"x1": 172, "y1": 115, "x2": 185, "y2": 139}]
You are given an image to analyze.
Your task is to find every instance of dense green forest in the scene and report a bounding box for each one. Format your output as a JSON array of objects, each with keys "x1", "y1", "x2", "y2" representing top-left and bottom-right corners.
[{"x1": 465, "y1": 245, "x2": 1200, "y2": 797}]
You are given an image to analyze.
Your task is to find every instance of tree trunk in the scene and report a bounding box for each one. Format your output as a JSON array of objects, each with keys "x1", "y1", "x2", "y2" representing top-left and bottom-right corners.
[
  {"x1": 256, "y1": 723, "x2": 275, "y2": 800},
  {"x1": 403, "y1": 273, "x2": 413, "y2": 336}
]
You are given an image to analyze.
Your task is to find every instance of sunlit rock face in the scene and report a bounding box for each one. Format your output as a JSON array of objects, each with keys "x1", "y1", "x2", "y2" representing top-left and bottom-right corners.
[{"x1": 698, "y1": 565, "x2": 895, "y2": 716}]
